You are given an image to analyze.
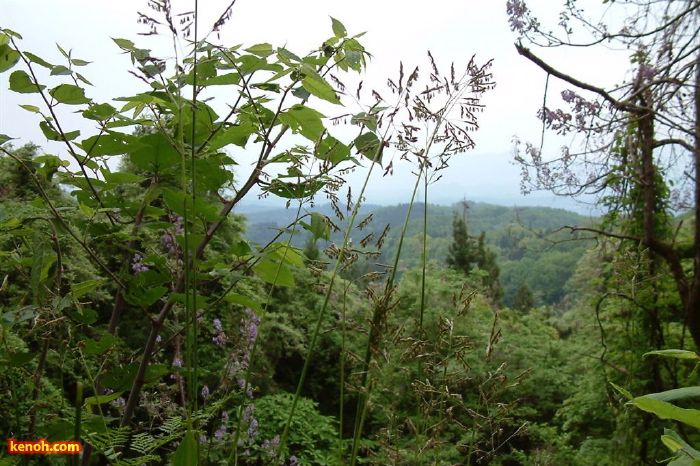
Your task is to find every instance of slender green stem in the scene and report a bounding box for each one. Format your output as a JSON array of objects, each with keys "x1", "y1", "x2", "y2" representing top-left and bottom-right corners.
[
  {"x1": 279, "y1": 157, "x2": 379, "y2": 463},
  {"x1": 350, "y1": 162, "x2": 424, "y2": 465}
]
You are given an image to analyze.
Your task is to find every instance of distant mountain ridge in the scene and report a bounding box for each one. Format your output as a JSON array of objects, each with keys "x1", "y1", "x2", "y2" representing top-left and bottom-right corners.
[
  {"x1": 240, "y1": 200, "x2": 590, "y2": 244},
  {"x1": 241, "y1": 201, "x2": 595, "y2": 307}
]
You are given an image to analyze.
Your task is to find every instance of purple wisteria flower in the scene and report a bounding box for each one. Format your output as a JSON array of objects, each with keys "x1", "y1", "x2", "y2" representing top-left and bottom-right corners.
[
  {"x1": 224, "y1": 308, "x2": 260, "y2": 397},
  {"x1": 507, "y1": 0, "x2": 529, "y2": 33},
  {"x1": 171, "y1": 357, "x2": 183, "y2": 380},
  {"x1": 162, "y1": 216, "x2": 184, "y2": 257},
  {"x1": 638, "y1": 64, "x2": 657, "y2": 81},
  {"x1": 214, "y1": 411, "x2": 229, "y2": 440},
  {"x1": 247, "y1": 418, "x2": 258, "y2": 438},
  {"x1": 214, "y1": 425, "x2": 227, "y2": 440},
  {"x1": 212, "y1": 318, "x2": 227, "y2": 346},
  {"x1": 132, "y1": 253, "x2": 149, "y2": 274},
  {"x1": 201, "y1": 385, "x2": 210, "y2": 399}
]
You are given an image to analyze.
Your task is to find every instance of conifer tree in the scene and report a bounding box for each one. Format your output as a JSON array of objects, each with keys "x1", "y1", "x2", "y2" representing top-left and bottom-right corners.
[
  {"x1": 446, "y1": 209, "x2": 503, "y2": 304},
  {"x1": 513, "y1": 282, "x2": 535, "y2": 313},
  {"x1": 446, "y1": 213, "x2": 476, "y2": 275},
  {"x1": 475, "y1": 231, "x2": 503, "y2": 305}
]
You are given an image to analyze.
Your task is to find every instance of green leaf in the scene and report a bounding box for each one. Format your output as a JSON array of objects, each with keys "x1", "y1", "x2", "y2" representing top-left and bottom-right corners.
[
  {"x1": 102, "y1": 170, "x2": 145, "y2": 184},
  {"x1": 71, "y1": 58, "x2": 91, "y2": 66},
  {"x1": 34, "y1": 154, "x2": 69, "y2": 177},
  {"x1": 251, "y1": 82, "x2": 281, "y2": 92},
  {"x1": 24, "y1": 52, "x2": 53, "y2": 69},
  {"x1": 84, "y1": 391, "x2": 123, "y2": 406},
  {"x1": 102, "y1": 364, "x2": 139, "y2": 391},
  {"x1": 0, "y1": 134, "x2": 15, "y2": 145},
  {"x1": 1, "y1": 306, "x2": 39, "y2": 327},
  {"x1": 268, "y1": 242, "x2": 305, "y2": 267},
  {"x1": 50, "y1": 65, "x2": 72, "y2": 76},
  {"x1": 79, "y1": 202, "x2": 94, "y2": 217},
  {"x1": 201, "y1": 72, "x2": 240, "y2": 86},
  {"x1": 0, "y1": 43, "x2": 20, "y2": 72},
  {"x1": 317, "y1": 135, "x2": 350, "y2": 165},
  {"x1": 331, "y1": 17, "x2": 347, "y2": 38},
  {"x1": 354, "y1": 131, "x2": 382, "y2": 163},
  {"x1": 9, "y1": 70, "x2": 44, "y2": 93},
  {"x1": 56, "y1": 43, "x2": 70, "y2": 59},
  {"x1": 662, "y1": 434, "x2": 685, "y2": 453},
  {"x1": 67, "y1": 307, "x2": 97, "y2": 325},
  {"x1": 163, "y1": 188, "x2": 221, "y2": 222},
  {"x1": 143, "y1": 183, "x2": 164, "y2": 204},
  {"x1": 50, "y1": 84, "x2": 90, "y2": 104},
  {"x1": 172, "y1": 430, "x2": 199, "y2": 466},
  {"x1": 230, "y1": 240, "x2": 252, "y2": 257},
  {"x1": 7, "y1": 351, "x2": 38, "y2": 367},
  {"x1": 76, "y1": 72, "x2": 92, "y2": 86},
  {"x1": 83, "y1": 334, "x2": 118, "y2": 355},
  {"x1": 266, "y1": 179, "x2": 325, "y2": 199},
  {"x1": 645, "y1": 349, "x2": 700, "y2": 360},
  {"x1": 642, "y1": 387, "x2": 700, "y2": 403},
  {"x1": 224, "y1": 293, "x2": 263, "y2": 314},
  {"x1": 254, "y1": 259, "x2": 295, "y2": 287},
  {"x1": 1, "y1": 29, "x2": 22, "y2": 39},
  {"x1": 277, "y1": 47, "x2": 302, "y2": 64},
  {"x1": 301, "y1": 212, "x2": 331, "y2": 241},
  {"x1": 208, "y1": 122, "x2": 255, "y2": 150},
  {"x1": 663, "y1": 429, "x2": 700, "y2": 465},
  {"x1": 82, "y1": 133, "x2": 140, "y2": 156},
  {"x1": 302, "y1": 75, "x2": 341, "y2": 104},
  {"x1": 143, "y1": 363, "x2": 171, "y2": 383},
  {"x1": 193, "y1": 155, "x2": 233, "y2": 191},
  {"x1": 71, "y1": 280, "x2": 101, "y2": 299},
  {"x1": 351, "y1": 112, "x2": 378, "y2": 131},
  {"x1": 39, "y1": 121, "x2": 61, "y2": 140},
  {"x1": 278, "y1": 104, "x2": 325, "y2": 141},
  {"x1": 185, "y1": 59, "x2": 217, "y2": 85},
  {"x1": 341, "y1": 38, "x2": 366, "y2": 72},
  {"x1": 82, "y1": 103, "x2": 117, "y2": 120},
  {"x1": 39, "y1": 121, "x2": 79, "y2": 141},
  {"x1": 631, "y1": 396, "x2": 700, "y2": 428},
  {"x1": 129, "y1": 132, "x2": 180, "y2": 172},
  {"x1": 112, "y1": 37, "x2": 135, "y2": 51},
  {"x1": 19, "y1": 104, "x2": 40, "y2": 113},
  {"x1": 246, "y1": 43, "x2": 274, "y2": 57},
  {"x1": 125, "y1": 286, "x2": 167, "y2": 307},
  {"x1": 610, "y1": 381, "x2": 633, "y2": 400}
]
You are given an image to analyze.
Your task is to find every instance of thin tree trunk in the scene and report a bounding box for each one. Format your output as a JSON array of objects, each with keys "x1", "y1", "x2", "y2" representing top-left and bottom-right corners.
[{"x1": 687, "y1": 50, "x2": 700, "y2": 349}]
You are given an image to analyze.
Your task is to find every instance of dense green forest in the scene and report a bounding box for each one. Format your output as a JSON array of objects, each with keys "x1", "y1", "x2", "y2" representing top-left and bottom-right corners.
[
  {"x1": 2, "y1": 1, "x2": 700, "y2": 465},
  {"x1": 243, "y1": 202, "x2": 592, "y2": 307}
]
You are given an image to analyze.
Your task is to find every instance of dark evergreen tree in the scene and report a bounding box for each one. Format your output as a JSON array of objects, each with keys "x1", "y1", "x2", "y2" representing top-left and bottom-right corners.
[
  {"x1": 446, "y1": 210, "x2": 503, "y2": 304},
  {"x1": 512, "y1": 282, "x2": 535, "y2": 313},
  {"x1": 475, "y1": 231, "x2": 503, "y2": 305},
  {"x1": 446, "y1": 213, "x2": 476, "y2": 274},
  {"x1": 0, "y1": 143, "x2": 66, "y2": 202}
]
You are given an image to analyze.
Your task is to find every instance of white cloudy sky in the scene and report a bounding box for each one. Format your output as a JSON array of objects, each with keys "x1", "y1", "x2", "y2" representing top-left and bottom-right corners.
[{"x1": 0, "y1": 0, "x2": 631, "y2": 211}]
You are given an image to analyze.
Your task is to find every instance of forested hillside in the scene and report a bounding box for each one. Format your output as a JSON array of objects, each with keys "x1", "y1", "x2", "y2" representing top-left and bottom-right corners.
[
  {"x1": 2, "y1": 1, "x2": 700, "y2": 465},
  {"x1": 244, "y1": 201, "x2": 592, "y2": 306}
]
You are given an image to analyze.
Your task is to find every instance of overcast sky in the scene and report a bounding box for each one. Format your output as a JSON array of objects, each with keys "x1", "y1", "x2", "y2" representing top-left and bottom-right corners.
[{"x1": 0, "y1": 0, "x2": 630, "y2": 212}]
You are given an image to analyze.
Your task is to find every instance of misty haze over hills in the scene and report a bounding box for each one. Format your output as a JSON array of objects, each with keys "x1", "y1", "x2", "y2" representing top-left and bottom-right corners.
[{"x1": 237, "y1": 151, "x2": 600, "y2": 217}]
